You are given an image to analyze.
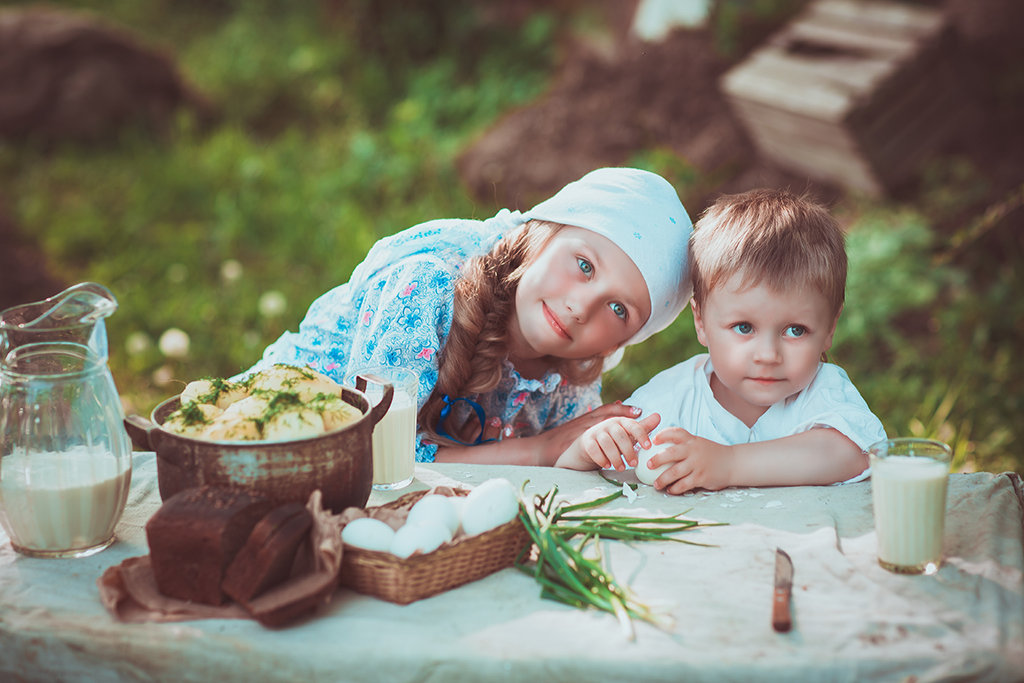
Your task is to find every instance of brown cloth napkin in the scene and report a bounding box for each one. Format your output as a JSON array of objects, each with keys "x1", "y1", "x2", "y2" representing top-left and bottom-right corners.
[{"x1": 98, "y1": 490, "x2": 343, "y2": 628}]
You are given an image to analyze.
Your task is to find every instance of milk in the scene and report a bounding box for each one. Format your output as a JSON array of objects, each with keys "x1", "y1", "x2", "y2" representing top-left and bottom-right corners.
[
  {"x1": 871, "y1": 454, "x2": 949, "y2": 574},
  {"x1": 371, "y1": 390, "x2": 416, "y2": 490},
  {"x1": 0, "y1": 447, "x2": 131, "y2": 557}
]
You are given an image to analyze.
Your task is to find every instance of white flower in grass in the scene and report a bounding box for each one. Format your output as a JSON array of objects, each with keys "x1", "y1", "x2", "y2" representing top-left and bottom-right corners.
[
  {"x1": 258, "y1": 290, "x2": 287, "y2": 318},
  {"x1": 125, "y1": 331, "x2": 152, "y2": 356},
  {"x1": 158, "y1": 328, "x2": 190, "y2": 358},
  {"x1": 151, "y1": 364, "x2": 175, "y2": 386},
  {"x1": 220, "y1": 259, "x2": 243, "y2": 283}
]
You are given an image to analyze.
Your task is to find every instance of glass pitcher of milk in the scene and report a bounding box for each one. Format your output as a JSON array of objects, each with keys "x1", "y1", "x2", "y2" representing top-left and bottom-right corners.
[
  {"x1": 0, "y1": 282, "x2": 117, "y2": 362},
  {"x1": 0, "y1": 283, "x2": 132, "y2": 558}
]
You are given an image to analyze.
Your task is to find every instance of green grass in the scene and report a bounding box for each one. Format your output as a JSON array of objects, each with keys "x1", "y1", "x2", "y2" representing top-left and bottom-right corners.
[{"x1": 3, "y1": 1, "x2": 1021, "y2": 474}]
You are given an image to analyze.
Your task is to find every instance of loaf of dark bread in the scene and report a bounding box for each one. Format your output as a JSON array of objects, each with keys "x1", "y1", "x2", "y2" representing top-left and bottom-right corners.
[
  {"x1": 222, "y1": 502, "x2": 313, "y2": 604},
  {"x1": 145, "y1": 486, "x2": 275, "y2": 605}
]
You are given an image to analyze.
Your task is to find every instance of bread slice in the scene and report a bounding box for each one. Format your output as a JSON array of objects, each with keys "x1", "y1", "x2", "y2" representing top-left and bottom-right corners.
[{"x1": 222, "y1": 502, "x2": 313, "y2": 604}]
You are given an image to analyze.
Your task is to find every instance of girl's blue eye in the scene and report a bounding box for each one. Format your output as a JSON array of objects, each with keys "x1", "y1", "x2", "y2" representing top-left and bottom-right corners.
[
  {"x1": 610, "y1": 302, "x2": 627, "y2": 320},
  {"x1": 732, "y1": 322, "x2": 753, "y2": 335},
  {"x1": 785, "y1": 325, "x2": 807, "y2": 338},
  {"x1": 577, "y1": 258, "x2": 593, "y2": 276}
]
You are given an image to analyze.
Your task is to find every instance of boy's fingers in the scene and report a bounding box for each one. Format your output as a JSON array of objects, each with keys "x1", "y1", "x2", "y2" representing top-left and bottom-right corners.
[
  {"x1": 584, "y1": 445, "x2": 611, "y2": 470},
  {"x1": 638, "y1": 413, "x2": 661, "y2": 431},
  {"x1": 654, "y1": 460, "x2": 690, "y2": 492},
  {"x1": 594, "y1": 432, "x2": 623, "y2": 470},
  {"x1": 652, "y1": 425, "x2": 689, "y2": 445},
  {"x1": 629, "y1": 420, "x2": 658, "y2": 449},
  {"x1": 612, "y1": 426, "x2": 638, "y2": 459}
]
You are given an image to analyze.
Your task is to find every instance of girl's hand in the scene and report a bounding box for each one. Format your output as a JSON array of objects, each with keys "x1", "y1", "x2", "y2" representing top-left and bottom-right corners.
[
  {"x1": 567, "y1": 413, "x2": 661, "y2": 471},
  {"x1": 646, "y1": 428, "x2": 735, "y2": 494}
]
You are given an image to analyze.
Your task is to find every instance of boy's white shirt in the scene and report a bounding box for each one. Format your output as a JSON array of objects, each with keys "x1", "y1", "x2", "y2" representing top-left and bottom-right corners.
[{"x1": 625, "y1": 353, "x2": 886, "y2": 484}]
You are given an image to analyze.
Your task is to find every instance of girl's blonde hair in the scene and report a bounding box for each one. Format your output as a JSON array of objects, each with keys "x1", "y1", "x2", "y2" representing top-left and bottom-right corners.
[
  {"x1": 690, "y1": 189, "x2": 847, "y2": 317},
  {"x1": 418, "y1": 220, "x2": 604, "y2": 443}
]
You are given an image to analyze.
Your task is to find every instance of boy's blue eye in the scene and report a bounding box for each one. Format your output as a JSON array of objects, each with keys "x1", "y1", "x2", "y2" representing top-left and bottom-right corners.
[
  {"x1": 732, "y1": 322, "x2": 753, "y2": 335},
  {"x1": 785, "y1": 325, "x2": 807, "y2": 338},
  {"x1": 577, "y1": 258, "x2": 593, "y2": 276},
  {"x1": 610, "y1": 302, "x2": 627, "y2": 320}
]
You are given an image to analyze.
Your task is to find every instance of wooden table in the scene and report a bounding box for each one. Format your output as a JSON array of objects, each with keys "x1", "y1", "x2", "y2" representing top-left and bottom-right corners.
[{"x1": 2, "y1": 453, "x2": 1022, "y2": 682}]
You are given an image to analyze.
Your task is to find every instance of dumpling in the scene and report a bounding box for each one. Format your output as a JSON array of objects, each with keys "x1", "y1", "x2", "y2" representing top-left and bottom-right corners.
[
  {"x1": 310, "y1": 395, "x2": 362, "y2": 432},
  {"x1": 262, "y1": 406, "x2": 325, "y2": 441},
  {"x1": 248, "y1": 365, "x2": 341, "y2": 401},
  {"x1": 163, "y1": 402, "x2": 223, "y2": 438},
  {"x1": 202, "y1": 412, "x2": 262, "y2": 441},
  {"x1": 220, "y1": 395, "x2": 271, "y2": 421}
]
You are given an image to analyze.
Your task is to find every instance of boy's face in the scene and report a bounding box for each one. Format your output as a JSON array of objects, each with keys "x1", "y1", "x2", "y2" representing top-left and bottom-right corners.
[
  {"x1": 510, "y1": 226, "x2": 651, "y2": 363},
  {"x1": 692, "y1": 272, "x2": 839, "y2": 426}
]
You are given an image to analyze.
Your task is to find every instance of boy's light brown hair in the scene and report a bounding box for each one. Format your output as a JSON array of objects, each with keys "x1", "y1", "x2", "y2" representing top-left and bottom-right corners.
[{"x1": 689, "y1": 189, "x2": 847, "y2": 317}]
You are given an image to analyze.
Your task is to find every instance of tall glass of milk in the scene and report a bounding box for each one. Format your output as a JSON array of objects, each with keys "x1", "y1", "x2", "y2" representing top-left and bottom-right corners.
[
  {"x1": 869, "y1": 438, "x2": 952, "y2": 575},
  {"x1": 0, "y1": 342, "x2": 132, "y2": 558},
  {"x1": 348, "y1": 367, "x2": 418, "y2": 491}
]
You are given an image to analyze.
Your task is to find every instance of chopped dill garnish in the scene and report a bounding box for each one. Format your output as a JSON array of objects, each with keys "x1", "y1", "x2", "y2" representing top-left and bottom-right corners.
[
  {"x1": 196, "y1": 376, "x2": 235, "y2": 404},
  {"x1": 254, "y1": 391, "x2": 304, "y2": 428},
  {"x1": 174, "y1": 402, "x2": 211, "y2": 427}
]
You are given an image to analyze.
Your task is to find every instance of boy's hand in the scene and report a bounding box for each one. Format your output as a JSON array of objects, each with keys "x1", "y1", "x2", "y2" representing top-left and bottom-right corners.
[
  {"x1": 526, "y1": 400, "x2": 648, "y2": 466},
  {"x1": 555, "y1": 413, "x2": 661, "y2": 471},
  {"x1": 646, "y1": 428, "x2": 734, "y2": 493}
]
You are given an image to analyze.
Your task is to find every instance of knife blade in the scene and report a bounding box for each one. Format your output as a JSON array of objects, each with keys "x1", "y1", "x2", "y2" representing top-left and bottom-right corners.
[{"x1": 772, "y1": 548, "x2": 793, "y2": 633}]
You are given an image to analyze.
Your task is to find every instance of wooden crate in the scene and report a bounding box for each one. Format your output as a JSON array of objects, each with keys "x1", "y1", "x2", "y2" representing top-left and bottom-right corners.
[{"x1": 721, "y1": 0, "x2": 962, "y2": 196}]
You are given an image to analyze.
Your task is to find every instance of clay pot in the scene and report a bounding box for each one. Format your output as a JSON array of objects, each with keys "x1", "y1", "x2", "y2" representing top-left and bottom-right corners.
[{"x1": 124, "y1": 381, "x2": 392, "y2": 514}]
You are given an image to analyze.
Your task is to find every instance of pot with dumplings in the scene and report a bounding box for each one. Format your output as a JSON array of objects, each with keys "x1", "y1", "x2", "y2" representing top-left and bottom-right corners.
[{"x1": 124, "y1": 365, "x2": 393, "y2": 513}]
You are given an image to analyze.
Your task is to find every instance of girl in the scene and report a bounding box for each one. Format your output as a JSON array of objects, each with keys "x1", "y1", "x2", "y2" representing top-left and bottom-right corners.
[{"x1": 245, "y1": 167, "x2": 693, "y2": 465}]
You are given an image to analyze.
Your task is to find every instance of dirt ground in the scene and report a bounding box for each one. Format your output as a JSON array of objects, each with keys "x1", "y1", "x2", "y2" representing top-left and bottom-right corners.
[
  {"x1": 456, "y1": 4, "x2": 1024, "y2": 229},
  {"x1": 2, "y1": 1, "x2": 1022, "y2": 312}
]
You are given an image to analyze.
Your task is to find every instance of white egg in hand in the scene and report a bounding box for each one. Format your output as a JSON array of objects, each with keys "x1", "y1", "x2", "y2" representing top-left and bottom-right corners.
[
  {"x1": 406, "y1": 494, "x2": 461, "y2": 535},
  {"x1": 635, "y1": 443, "x2": 673, "y2": 486},
  {"x1": 390, "y1": 520, "x2": 453, "y2": 559},
  {"x1": 341, "y1": 517, "x2": 396, "y2": 551},
  {"x1": 461, "y1": 478, "x2": 520, "y2": 536}
]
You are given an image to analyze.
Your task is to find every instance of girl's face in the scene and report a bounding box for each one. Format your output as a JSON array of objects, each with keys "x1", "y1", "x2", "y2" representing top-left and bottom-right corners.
[
  {"x1": 692, "y1": 272, "x2": 839, "y2": 427},
  {"x1": 509, "y1": 226, "x2": 651, "y2": 363}
]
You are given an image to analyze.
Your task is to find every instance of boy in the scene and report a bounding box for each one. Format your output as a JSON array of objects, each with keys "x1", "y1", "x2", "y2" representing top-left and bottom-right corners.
[{"x1": 556, "y1": 189, "x2": 886, "y2": 494}]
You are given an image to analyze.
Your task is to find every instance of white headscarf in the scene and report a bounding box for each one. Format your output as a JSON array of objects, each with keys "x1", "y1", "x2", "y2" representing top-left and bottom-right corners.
[{"x1": 524, "y1": 167, "x2": 693, "y2": 347}]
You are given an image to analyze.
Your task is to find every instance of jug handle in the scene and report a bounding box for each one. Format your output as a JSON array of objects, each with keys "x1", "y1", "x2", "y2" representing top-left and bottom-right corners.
[
  {"x1": 355, "y1": 374, "x2": 395, "y2": 428},
  {"x1": 124, "y1": 414, "x2": 157, "y2": 451}
]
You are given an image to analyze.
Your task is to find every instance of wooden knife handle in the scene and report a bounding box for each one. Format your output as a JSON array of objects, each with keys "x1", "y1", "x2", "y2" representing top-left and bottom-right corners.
[{"x1": 772, "y1": 587, "x2": 792, "y2": 632}]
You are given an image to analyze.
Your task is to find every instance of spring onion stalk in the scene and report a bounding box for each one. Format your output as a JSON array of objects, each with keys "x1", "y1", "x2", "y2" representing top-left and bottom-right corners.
[{"x1": 515, "y1": 483, "x2": 723, "y2": 639}]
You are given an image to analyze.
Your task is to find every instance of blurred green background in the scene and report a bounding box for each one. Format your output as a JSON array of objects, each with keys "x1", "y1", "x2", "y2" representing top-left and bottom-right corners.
[{"x1": 1, "y1": 0, "x2": 1021, "y2": 474}]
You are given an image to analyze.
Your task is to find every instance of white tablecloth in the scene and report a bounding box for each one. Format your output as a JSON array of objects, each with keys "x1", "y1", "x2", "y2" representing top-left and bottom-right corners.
[{"x1": 2, "y1": 452, "x2": 1022, "y2": 682}]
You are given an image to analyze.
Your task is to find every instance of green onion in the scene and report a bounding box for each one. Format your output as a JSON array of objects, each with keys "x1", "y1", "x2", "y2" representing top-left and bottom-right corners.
[{"x1": 515, "y1": 483, "x2": 724, "y2": 639}]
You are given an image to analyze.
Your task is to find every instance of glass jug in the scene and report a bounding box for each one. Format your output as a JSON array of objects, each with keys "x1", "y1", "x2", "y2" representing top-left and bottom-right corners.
[
  {"x1": 0, "y1": 284, "x2": 132, "y2": 558},
  {"x1": 0, "y1": 282, "x2": 117, "y2": 362}
]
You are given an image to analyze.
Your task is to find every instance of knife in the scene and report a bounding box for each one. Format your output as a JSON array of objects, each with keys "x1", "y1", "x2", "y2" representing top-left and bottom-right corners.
[{"x1": 772, "y1": 548, "x2": 794, "y2": 633}]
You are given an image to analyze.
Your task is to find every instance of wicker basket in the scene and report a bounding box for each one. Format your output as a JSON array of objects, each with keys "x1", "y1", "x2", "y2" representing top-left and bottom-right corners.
[{"x1": 339, "y1": 488, "x2": 532, "y2": 604}]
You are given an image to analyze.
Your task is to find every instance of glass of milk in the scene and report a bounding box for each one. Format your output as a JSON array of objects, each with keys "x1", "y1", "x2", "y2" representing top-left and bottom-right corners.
[
  {"x1": 869, "y1": 437, "x2": 952, "y2": 575},
  {"x1": 0, "y1": 342, "x2": 133, "y2": 558},
  {"x1": 348, "y1": 366, "x2": 419, "y2": 491}
]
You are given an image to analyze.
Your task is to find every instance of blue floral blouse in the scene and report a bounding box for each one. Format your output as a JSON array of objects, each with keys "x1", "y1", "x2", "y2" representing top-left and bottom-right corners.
[{"x1": 246, "y1": 211, "x2": 603, "y2": 462}]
